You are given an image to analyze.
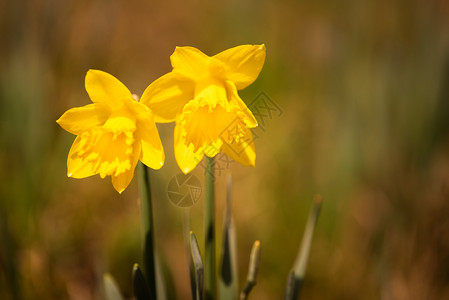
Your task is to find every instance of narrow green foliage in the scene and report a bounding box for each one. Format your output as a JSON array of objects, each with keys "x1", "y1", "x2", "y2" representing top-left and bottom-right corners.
[
  {"x1": 103, "y1": 273, "x2": 124, "y2": 300},
  {"x1": 240, "y1": 241, "x2": 261, "y2": 300},
  {"x1": 284, "y1": 271, "x2": 298, "y2": 300},
  {"x1": 155, "y1": 254, "x2": 174, "y2": 300},
  {"x1": 190, "y1": 231, "x2": 205, "y2": 300},
  {"x1": 293, "y1": 195, "x2": 322, "y2": 278},
  {"x1": 219, "y1": 174, "x2": 238, "y2": 299},
  {"x1": 133, "y1": 264, "x2": 153, "y2": 300},
  {"x1": 189, "y1": 250, "x2": 198, "y2": 300},
  {"x1": 183, "y1": 211, "x2": 198, "y2": 300},
  {"x1": 205, "y1": 156, "x2": 216, "y2": 300},
  {"x1": 284, "y1": 195, "x2": 322, "y2": 299},
  {"x1": 139, "y1": 163, "x2": 157, "y2": 300}
]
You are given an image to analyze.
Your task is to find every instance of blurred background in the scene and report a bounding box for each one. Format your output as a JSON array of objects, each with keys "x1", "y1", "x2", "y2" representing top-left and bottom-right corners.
[{"x1": 1, "y1": 0, "x2": 449, "y2": 299}]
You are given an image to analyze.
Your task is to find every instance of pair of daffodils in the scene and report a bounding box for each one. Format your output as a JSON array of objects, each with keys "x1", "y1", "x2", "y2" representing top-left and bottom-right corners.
[{"x1": 57, "y1": 44, "x2": 266, "y2": 193}]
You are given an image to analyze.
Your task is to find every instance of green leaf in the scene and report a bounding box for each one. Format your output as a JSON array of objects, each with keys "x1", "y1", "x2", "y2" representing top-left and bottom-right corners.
[
  {"x1": 156, "y1": 254, "x2": 177, "y2": 300},
  {"x1": 204, "y1": 156, "x2": 216, "y2": 300},
  {"x1": 184, "y1": 212, "x2": 198, "y2": 300},
  {"x1": 189, "y1": 252, "x2": 198, "y2": 300},
  {"x1": 283, "y1": 271, "x2": 298, "y2": 300},
  {"x1": 219, "y1": 173, "x2": 238, "y2": 300},
  {"x1": 103, "y1": 273, "x2": 124, "y2": 300},
  {"x1": 284, "y1": 195, "x2": 322, "y2": 300},
  {"x1": 240, "y1": 240, "x2": 261, "y2": 300},
  {"x1": 190, "y1": 231, "x2": 204, "y2": 300},
  {"x1": 133, "y1": 264, "x2": 153, "y2": 300}
]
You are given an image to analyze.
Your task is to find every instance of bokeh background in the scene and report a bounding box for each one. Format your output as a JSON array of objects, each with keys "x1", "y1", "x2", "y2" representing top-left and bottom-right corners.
[{"x1": 1, "y1": 0, "x2": 449, "y2": 299}]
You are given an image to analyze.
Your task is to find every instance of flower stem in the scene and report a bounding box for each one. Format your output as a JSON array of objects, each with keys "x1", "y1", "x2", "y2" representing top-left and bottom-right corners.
[
  {"x1": 139, "y1": 163, "x2": 157, "y2": 300},
  {"x1": 205, "y1": 156, "x2": 216, "y2": 300}
]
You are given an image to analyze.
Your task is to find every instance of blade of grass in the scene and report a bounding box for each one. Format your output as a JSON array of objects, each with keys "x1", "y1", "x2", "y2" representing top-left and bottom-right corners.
[
  {"x1": 139, "y1": 163, "x2": 157, "y2": 300},
  {"x1": 155, "y1": 253, "x2": 173, "y2": 300},
  {"x1": 240, "y1": 240, "x2": 261, "y2": 300},
  {"x1": 284, "y1": 195, "x2": 322, "y2": 300},
  {"x1": 219, "y1": 173, "x2": 238, "y2": 299},
  {"x1": 190, "y1": 231, "x2": 205, "y2": 300},
  {"x1": 184, "y1": 211, "x2": 198, "y2": 300},
  {"x1": 103, "y1": 273, "x2": 124, "y2": 300},
  {"x1": 293, "y1": 195, "x2": 322, "y2": 279},
  {"x1": 205, "y1": 156, "x2": 216, "y2": 300},
  {"x1": 133, "y1": 264, "x2": 153, "y2": 300},
  {"x1": 283, "y1": 271, "x2": 296, "y2": 300}
]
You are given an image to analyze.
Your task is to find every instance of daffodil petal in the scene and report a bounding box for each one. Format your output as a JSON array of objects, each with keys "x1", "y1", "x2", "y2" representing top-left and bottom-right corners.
[
  {"x1": 170, "y1": 46, "x2": 210, "y2": 80},
  {"x1": 111, "y1": 168, "x2": 134, "y2": 194},
  {"x1": 67, "y1": 136, "x2": 97, "y2": 178},
  {"x1": 138, "y1": 118, "x2": 165, "y2": 169},
  {"x1": 225, "y1": 81, "x2": 258, "y2": 128},
  {"x1": 221, "y1": 127, "x2": 256, "y2": 167},
  {"x1": 111, "y1": 141, "x2": 141, "y2": 194},
  {"x1": 174, "y1": 123, "x2": 203, "y2": 174},
  {"x1": 85, "y1": 69, "x2": 133, "y2": 105},
  {"x1": 57, "y1": 103, "x2": 109, "y2": 135},
  {"x1": 140, "y1": 72, "x2": 194, "y2": 123},
  {"x1": 214, "y1": 44, "x2": 266, "y2": 90},
  {"x1": 110, "y1": 167, "x2": 133, "y2": 194}
]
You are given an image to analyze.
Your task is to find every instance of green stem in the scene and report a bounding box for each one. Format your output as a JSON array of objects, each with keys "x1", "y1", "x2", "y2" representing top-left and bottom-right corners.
[
  {"x1": 139, "y1": 163, "x2": 157, "y2": 300},
  {"x1": 205, "y1": 156, "x2": 216, "y2": 300}
]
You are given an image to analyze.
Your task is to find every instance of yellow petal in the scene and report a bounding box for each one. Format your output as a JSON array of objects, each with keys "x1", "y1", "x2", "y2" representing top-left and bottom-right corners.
[
  {"x1": 170, "y1": 46, "x2": 210, "y2": 80},
  {"x1": 174, "y1": 123, "x2": 203, "y2": 174},
  {"x1": 225, "y1": 81, "x2": 258, "y2": 128},
  {"x1": 85, "y1": 69, "x2": 133, "y2": 106},
  {"x1": 137, "y1": 118, "x2": 165, "y2": 170},
  {"x1": 221, "y1": 127, "x2": 256, "y2": 167},
  {"x1": 57, "y1": 103, "x2": 110, "y2": 135},
  {"x1": 67, "y1": 136, "x2": 97, "y2": 178},
  {"x1": 111, "y1": 143, "x2": 140, "y2": 194},
  {"x1": 111, "y1": 168, "x2": 134, "y2": 194},
  {"x1": 140, "y1": 72, "x2": 194, "y2": 123},
  {"x1": 213, "y1": 44, "x2": 266, "y2": 90}
]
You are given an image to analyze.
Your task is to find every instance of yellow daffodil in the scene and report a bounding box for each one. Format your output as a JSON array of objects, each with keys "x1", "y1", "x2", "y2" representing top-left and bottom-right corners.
[
  {"x1": 141, "y1": 44, "x2": 266, "y2": 173},
  {"x1": 57, "y1": 70, "x2": 164, "y2": 193}
]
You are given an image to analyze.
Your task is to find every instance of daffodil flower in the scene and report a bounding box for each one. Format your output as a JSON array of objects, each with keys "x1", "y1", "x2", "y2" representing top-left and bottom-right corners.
[
  {"x1": 141, "y1": 44, "x2": 266, "y2": 173},
  {"x1": 57, "y1": 70, "x2": 164, "y2": 193}
]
